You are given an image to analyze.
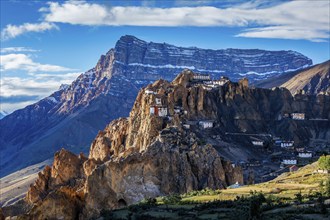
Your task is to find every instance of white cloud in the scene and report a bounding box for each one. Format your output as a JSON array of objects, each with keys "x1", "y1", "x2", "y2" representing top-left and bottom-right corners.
[
  {"x1": 1, "y1": 22, "x2": 58, "y2": 40},
  {"x1": 0, "y1": 53, "x2": 75, "y2": 72},
  {"x1": 236, "y1": 26, "x2": 329, "y2": 43},
  {"x1": 0, "y1": 72, "x2": 81, "y2": 113},
  {"x1": 40, "y1": 0, "x2": 329, "y2": 42},
  {"x1": 1, "y1": 101, "x2": 37, "y2": 114},
  {"x1": 1, "y1": 47, "x2": 40, "y2": 53}
]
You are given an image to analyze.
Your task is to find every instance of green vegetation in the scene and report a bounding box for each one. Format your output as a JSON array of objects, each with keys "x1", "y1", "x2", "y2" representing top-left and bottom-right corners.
[
  {"x1": 318, "y1": 155, "x2": 330, "y2": 170},
  {"x1": 100, "y1": 161, "x2": 330, "y2": 219}
]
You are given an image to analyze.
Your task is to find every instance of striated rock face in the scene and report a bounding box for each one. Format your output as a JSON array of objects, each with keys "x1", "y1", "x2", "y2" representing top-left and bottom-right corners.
[
  {"x1": 113, "y1": 35, "x2": 312, "y2": 82},
  {"x1": 0, "y1": 35, "x2": 312, "y2": 177}
]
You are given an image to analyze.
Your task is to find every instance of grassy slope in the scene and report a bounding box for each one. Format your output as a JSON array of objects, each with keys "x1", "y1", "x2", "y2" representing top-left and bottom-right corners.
[
  {"x1": 184, "y1": 162, "x2": 326, "y2": 202},
  {"x1": 106, "y1": 161, "x2": 329, "y2": 220}
]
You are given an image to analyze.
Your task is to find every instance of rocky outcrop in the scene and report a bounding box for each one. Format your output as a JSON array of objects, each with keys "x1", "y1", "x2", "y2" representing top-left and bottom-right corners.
[
  {"x1": 7, "y1": 70, "x2": 326, "y2": 219},
  {"x1": 0, "y1": 35, "x2": 312, "y2": 177},
  {"x1": 26, "y1": 149, "x2": 86, "y2": 205},
  {"x1": 84, "y1": 141, "x2": 242, "y2": 218},
  {"x1": 4, "y1": 69, "x2": 329, "y2": 219}
]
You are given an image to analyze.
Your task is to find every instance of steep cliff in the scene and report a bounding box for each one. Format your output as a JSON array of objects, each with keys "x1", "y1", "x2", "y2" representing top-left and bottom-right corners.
[
  {"x1": 0, "y1": 35, "x2": 313, "y2": 177},
  {"x1": 4, "y1": 70, "x2": 328, "y2": 219}
]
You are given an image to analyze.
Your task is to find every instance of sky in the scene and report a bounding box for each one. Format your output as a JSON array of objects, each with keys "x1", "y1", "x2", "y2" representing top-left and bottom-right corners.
[{"x1": 1, "y1": 0, "x2": 329, "y2": 113}]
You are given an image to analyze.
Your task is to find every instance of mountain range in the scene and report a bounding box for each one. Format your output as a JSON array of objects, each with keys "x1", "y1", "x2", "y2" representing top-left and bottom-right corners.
[
  {"x1": 0, "y1": 35, "x2": 314, "y2": 177},
  {"x1": 2, "y1": 70, "x2": 329, "y2": 219},
  {"x1": 255, "y1": 60, "x2": 330, "y2": 95},
  {"x1": 0, "y1": 111, "x2": 8, "y2": 120}
]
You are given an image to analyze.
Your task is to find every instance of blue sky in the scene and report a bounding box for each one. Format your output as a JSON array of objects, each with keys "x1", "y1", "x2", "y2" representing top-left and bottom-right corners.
[{"x1": 1, "y1": 0, "x2": 329, "y2": 113}]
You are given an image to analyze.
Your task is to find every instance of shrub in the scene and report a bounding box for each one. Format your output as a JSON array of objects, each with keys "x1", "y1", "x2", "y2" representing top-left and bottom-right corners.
[
  {"x1": 162, "y1": 194, "x2": 182, "y2": 205},
  {"x1": 140, "y1": 197, "x2": 157, "y2": 205},
  {"x1": 318, "y1": 155, "x2": 330, "y2": 170},
  {"x1": 324, "y1": 178, "x2": 330, "y2": 197}
]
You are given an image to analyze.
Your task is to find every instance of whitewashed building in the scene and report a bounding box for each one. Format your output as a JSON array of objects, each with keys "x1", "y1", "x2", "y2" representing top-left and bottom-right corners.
[
  {"x1": 150, "y1": 106, "x2": 168, "y2": 117},
  {"x1": 145, "y1": 89, "x2": 156, "y2": 95},
  {"x1": 150, "y1": 106, "x2": 155, "y2": 115},
  {"x1": 282, "y1": 159, "x2": 297, "y2": 165},
  {"x1": 281, "y1": 141, "x2": 294, "y2": 148},
  {"x1": 199, "y1": 121, "x2": 213, "y2": 129},
  {"x1": 298, "y1": 152, "x2": 312, "y2": 158},
  {"x1": 158, "y1": 107, "x2": 168, "y2": 117},
  {"x1": 155, "y1": 98, "x2": 162, "y2": 105},
  {"x1": 183, "y1": 124, "x2": 190, "y2": 129},
  {"x1": 291, "y1": 113, "x2": 305, "y2": 120},
  {"x1": 193, "y1": 74, "x2": 211, "y2": 81},
  {"x1": 252, "y1": 141, "x2": 264, "y2": 146}
]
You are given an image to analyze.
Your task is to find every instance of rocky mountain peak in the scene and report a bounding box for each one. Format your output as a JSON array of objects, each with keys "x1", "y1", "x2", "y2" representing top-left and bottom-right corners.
[
  {"x1": 0, "y1": 35, "x2": 314, "y2": 178},
  {"x1": 4, "y1": 69, "x2": 329, "y2": 219}
]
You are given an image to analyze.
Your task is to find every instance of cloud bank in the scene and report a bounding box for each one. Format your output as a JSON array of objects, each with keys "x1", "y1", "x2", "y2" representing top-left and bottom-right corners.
[
  {"x1": 1, "y1": 1, "x2": 329, "y2": 42},
  {"x1": 1, "y1": 47, "x2": 40, "y2": 53},
  {"x1": 0, "y1": 53, "x2": 75, "y2": 72},
  {"x1": 37, "y1": 0, "x2": 329, "y2": 42},
  {"x1": 1, "y1": 72, "x2": 81, "y2": 112},
  {"x1": 1, "y1": 22, "x2": 58, "y2": 40},
  {"x1": 0, "y1": 51, "x2": 79, "y2": 112}
]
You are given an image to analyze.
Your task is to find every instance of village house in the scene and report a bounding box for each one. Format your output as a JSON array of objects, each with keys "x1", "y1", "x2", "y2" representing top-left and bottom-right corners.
[
  {"x1": 158, "y1": 107, "x2": 168, "y2": 117},
  {"x1": 282, "y1": 158, "x2": 297, "y2": 165},
  {"x1": 228, "y1": 182, "x2": 241, "y2": 189},
  {"x1": 252, "y1": 141, "x2": 264, "y2": 146},
  {"x1": 150, "y1": 106, "x2": 168, "y2": 117},
  {"x1": 182, "y1": 124, "x2": 190, "y2": 129},
  {"x1": 145, "y1": 89, "x2": 156, "y2": 95},
  {"x1": 291, "y1": 113, "x2": 305, "y2": 120},
  {"x1": 281, "y1": 141, "x2": 294, "y2": 148},
  {"x1": 192, "y1": 73, "x2": 211, "y2": 81},
  {"x1": 298, "y1": 152, "x2": 312, "y2": 158},
  {"x1": 199, "y1": 121, "x2": 213, "y2": 129},
  {"x1": 203, "y1": 77, "x2": 229, "y2": 89},
  {"x1": 289, "y1": 165, "x2": 299, "y2": 172}
]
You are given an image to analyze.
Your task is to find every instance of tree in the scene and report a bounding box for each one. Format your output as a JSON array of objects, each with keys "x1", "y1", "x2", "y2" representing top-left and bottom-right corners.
[
  {"x1": 248, "y1": 192, "x2": 266, "y2": 219},
  {"x1": 318, "y1": 155, "x2": 330, "y2": 170},
  {"x1": 316, "y1": 192, "x2": 327, "y2": 214},
  {"x1": 294, "y1": 191, "x2": 303, "y2": 203}
]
